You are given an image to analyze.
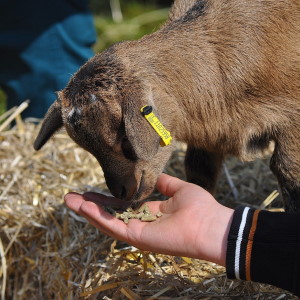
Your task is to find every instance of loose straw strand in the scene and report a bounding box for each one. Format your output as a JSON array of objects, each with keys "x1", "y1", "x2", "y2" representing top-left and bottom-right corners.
[
  {"x1": 0, "y1": 237, "x2": 7, "y2": 300},
  {"x1": 0, "y1": 100, "x2": 29, "y2": 132}
]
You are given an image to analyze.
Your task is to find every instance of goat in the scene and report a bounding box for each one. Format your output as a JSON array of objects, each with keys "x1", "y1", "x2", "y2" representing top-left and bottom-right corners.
[{"x1": 34, "y1": 0, "x2": 300, "y2": 211}]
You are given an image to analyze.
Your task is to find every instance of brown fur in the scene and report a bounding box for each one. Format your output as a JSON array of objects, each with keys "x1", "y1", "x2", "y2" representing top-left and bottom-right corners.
[{"x1": 34, "y1": 0, "x2": 300, "y2": 211}]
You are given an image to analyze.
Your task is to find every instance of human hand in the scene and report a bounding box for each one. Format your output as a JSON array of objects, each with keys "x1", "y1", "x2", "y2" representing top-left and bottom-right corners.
[{"x1": 64, "y1": 174, "x2": 233, "y2": 266}]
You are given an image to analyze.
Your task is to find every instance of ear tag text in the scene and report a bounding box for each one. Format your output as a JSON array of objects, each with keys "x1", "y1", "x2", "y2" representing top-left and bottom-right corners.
[{"x1": 140, "y1": 105, "x2": 172, "y2": 147}]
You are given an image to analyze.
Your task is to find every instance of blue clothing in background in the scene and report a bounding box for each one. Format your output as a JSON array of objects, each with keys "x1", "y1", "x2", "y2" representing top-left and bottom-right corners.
[{"x1": 0, "y1": 0, "x2": 96, "y2": 118}]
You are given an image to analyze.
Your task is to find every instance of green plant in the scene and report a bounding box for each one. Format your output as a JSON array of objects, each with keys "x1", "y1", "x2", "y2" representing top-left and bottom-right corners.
[
  {"x1": 0, "y1": 89, "x2": 7, "y2": 116},
  {"x1": 92, "y1": 1, "x2": 168, "y2": 52}
]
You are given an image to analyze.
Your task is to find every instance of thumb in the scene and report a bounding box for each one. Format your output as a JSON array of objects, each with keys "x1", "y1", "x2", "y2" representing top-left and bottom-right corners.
[{"x1": 156, "y1": 173, "x2": 188, "y2": 197}]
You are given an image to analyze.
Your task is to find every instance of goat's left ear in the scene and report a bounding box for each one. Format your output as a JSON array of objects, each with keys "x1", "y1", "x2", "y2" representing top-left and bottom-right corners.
[
  {"x1": 33, "y1": 100, "x2": 63, "y2": 150},
  {"x1": 123, "y1": 103, "x2": 160, "y2": 160}
]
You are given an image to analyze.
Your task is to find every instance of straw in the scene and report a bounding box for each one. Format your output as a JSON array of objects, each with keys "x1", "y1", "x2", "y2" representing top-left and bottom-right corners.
[
  {"x1": 0, "y1": 105, "x2": 291, "y2": 299},
  {"x1": 0, "y1": 100, "x2": 29, "y2": 132}
]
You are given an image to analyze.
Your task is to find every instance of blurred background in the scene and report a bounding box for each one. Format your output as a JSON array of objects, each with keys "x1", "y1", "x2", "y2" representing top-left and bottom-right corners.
[
  {"x1": 0, "y1": 0, "x2": 173, "y2": 115},
  {"x1": 90, "y1": 0, "x2": 172, "y2": 52}
]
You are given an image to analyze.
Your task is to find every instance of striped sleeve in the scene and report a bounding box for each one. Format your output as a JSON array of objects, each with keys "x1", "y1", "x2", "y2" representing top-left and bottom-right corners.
[
  {"x1": 226, "y1": 205, "x2": 300, "y2": 297},
  {"x1": 226, "y1": 206, "x2": 260, "y2": 281}
]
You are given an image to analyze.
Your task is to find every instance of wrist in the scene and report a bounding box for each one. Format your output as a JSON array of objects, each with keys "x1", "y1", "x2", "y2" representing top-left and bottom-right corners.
[
  {"x1": 215, "y1": 205, "x2": 234, "y2": 266},
  {"x1": 198, "y1": 203, "x2": 234, "y2": 266}
]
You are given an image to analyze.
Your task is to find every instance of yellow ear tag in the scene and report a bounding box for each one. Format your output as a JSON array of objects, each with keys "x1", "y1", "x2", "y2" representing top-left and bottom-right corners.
[{"x1": 140, "y1": 105, "x2": 172, "y2": 146}]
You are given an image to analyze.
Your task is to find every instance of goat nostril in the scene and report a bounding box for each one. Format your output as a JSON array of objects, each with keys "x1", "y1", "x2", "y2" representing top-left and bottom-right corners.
[{"x1": 120, "y1": 186, "x2": 127, "y2": 200}]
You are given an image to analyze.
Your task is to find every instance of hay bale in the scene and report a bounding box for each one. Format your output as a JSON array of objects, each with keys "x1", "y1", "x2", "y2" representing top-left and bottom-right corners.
[{"x1": 0, "y1": 105, "x2": 292, "y2": 299}]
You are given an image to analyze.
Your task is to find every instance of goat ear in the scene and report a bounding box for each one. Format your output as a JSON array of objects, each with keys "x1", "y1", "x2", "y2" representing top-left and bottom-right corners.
[
  {"x1": 123, "y1": 105, "x2": 160, "y2": 160},
  {"x1": 33, "y1": 100, "x2": 63, "y2": 150}
]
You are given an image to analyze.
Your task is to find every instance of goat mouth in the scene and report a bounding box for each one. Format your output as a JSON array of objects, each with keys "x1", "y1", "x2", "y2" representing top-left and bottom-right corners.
[{"x1": 131, "y1": 171, "x2": 145, "y2": 202}]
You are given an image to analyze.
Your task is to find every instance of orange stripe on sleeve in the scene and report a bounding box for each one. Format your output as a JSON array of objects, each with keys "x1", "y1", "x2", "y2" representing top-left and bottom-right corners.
[{"x1": 245, "y1": 209, "x2": 261, "y2": 281}]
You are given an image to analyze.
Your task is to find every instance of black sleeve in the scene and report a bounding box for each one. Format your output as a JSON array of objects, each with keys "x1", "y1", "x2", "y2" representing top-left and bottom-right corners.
[{"x1": 226, "y1": 206, "x2": 300, "y2": 297}]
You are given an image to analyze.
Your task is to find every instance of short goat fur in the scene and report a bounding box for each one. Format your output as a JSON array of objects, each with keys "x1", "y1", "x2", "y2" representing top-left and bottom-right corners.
[{"x1": 34, "y1": 0, "x2": 300, "y2": 211}]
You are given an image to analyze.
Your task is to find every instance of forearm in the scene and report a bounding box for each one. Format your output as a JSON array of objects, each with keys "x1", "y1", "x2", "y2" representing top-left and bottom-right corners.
[{"x1": 226, "y1": 206, "x2": 300, "y2": 296}]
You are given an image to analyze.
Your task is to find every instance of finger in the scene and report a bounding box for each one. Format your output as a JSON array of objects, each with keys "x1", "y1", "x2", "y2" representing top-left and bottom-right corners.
[
  {"x1": 65, "y1": 193, "x2": 132, "y2": 240},
  {"x1": 83, "y1": 214, "x2": 115, "y2": 237},
  {"x1": 65, "y1": 193, "x2": 133, "y2": 241},
  {"x1": 79, "y1": 201, "x2": 148, "y2": 244},
  {"x1": 79, "y1": 200, "x2": 130, "y2": 237},
  {"x1": 65, "y1": 193, "x2": 163, "y2": 246},
  {"x1": 64, "y1": 192, "x2": 85, "y2": 213},
  {"x1": 156, "y1": 173, "x2": 188, "y2": 197}
]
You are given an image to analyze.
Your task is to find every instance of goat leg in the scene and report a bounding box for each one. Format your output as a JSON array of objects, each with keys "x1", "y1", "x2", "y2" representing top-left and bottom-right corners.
[
  {"x1": 270, "y1": 132, "x2": 300, "y2": 212},
  {"x1": 184, "y1": 146, "x2": 223, "y2": 194}
]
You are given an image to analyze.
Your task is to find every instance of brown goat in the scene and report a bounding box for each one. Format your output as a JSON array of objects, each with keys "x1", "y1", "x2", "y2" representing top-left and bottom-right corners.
[{"x1": 34, "y1": 0, "x2": 300, "y2": 211}]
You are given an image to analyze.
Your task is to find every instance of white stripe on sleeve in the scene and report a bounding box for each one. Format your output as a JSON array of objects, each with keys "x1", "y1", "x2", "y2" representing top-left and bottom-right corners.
[{"x1": 234, "y1": 207, "x2": 250, "y2": 279}]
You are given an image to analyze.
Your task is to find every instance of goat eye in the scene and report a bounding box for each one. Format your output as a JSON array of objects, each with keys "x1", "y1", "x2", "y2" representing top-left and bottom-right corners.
[{"x1": 121, "y1": 137, "x2": 138, "y2": 161}]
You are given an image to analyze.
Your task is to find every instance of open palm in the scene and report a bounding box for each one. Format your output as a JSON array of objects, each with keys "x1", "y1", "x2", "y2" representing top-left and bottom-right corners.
[{"x1": 64, "y1": 173, "x2": 233, "y2": 266}]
